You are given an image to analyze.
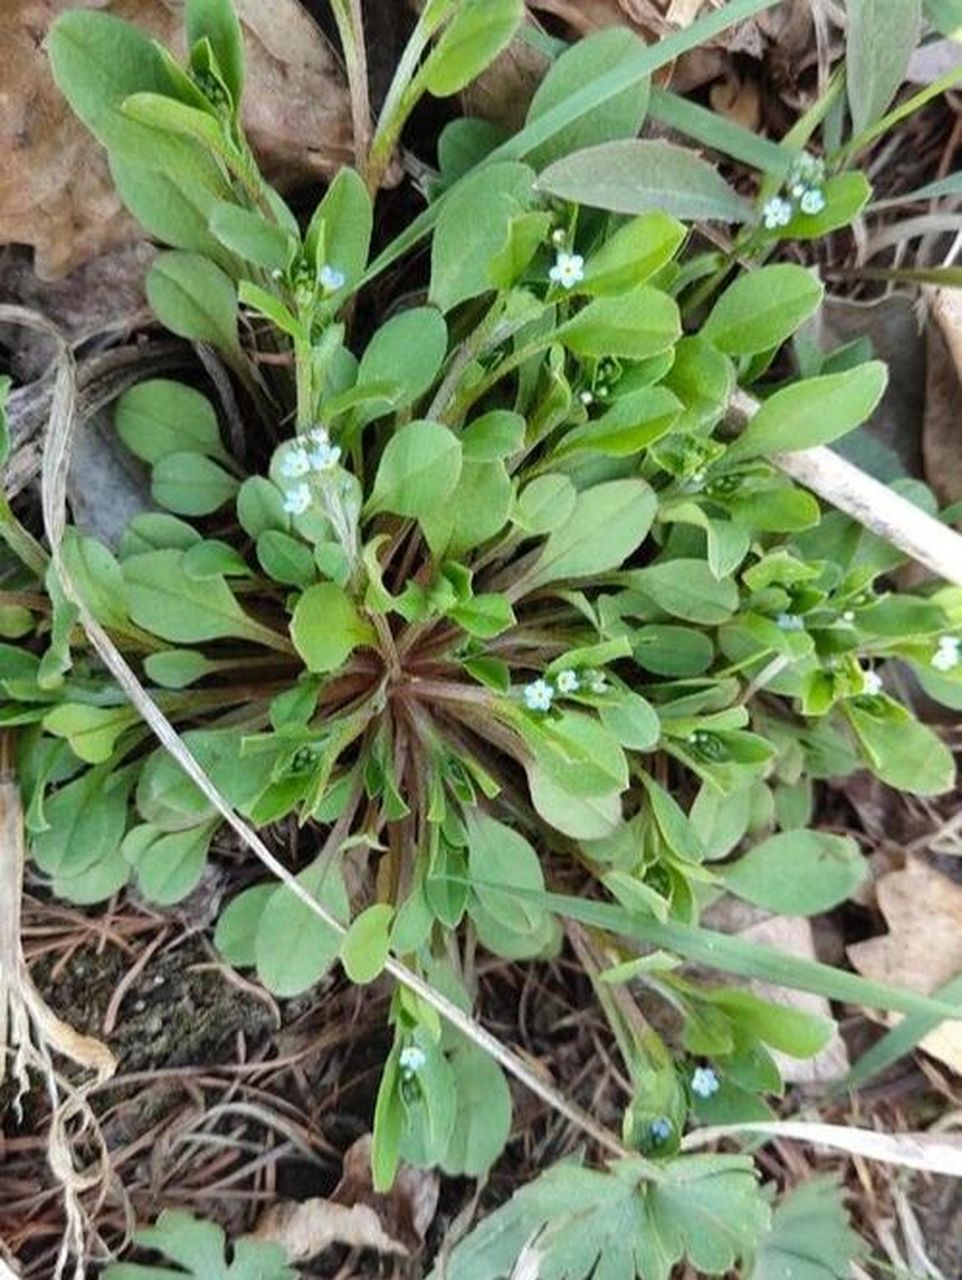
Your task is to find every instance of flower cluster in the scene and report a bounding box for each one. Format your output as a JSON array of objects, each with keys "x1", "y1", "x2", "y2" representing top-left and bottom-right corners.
[
  {"x1": 932, "y1": 635, "x2": 961, "y2": 672},
  {"x1": 279, "y1": 426, "x2": 342, "y2": 515},
  {"x1": 762, "y1": 152, "x2": 827, "y2": 231},
  {"x1": 522, "y1": 669, "x2": 606, "y2": 713}
]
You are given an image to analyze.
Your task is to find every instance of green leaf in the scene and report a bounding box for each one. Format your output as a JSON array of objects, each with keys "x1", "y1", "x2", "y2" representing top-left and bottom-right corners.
[
  {"x1": 601, "y1": 690, "x2": 660, "y2": 751},
  {"x1": 422, "y1": 459, "x2": 513, "y2": 557},
  {"x1": 421, "y1": 0, "x2": 523, "y2": 97},
  {"x1": 186, "y1": 0, "x2": 246, "y2": 108},
  {"x1": 779, "y1": 173, "x2": 872, "y2": 240},
  {"x1": 115, "y1": 379, "x2": 227, "y2": 465},
  {"x1": 437, "y1": 1155, "x2": 768, "y2": 1280},
  {"x1": 103, "y1": 1208, "x2": 295, "y2": 1280},
  {"x1": 47, "y1": 11, "x2": 192, "y2": 165},
  {"x1": 367, "y1": 420, "x2": 462, "y2": 520},
  {"x1": 146, "y1": 251, "x2": 241, "y2": 361},
  {"x1": 144, "y1": 649, "x2": 217, "y2": 689},
  {"x1": 123, "y1": 549, "x2": 278, "y2": 646},
  {"x1": 625, "y1": 558, "x2": 738, "y2": 624},
  {"x1": 214, "y1": 883, "x2": 276, "y2": 968},
  {"x1": 290, "y1": 582, "x2": 375, "y2": 673},
  {"x1": 845, "y1": 701, "x2": 956, "y2": 796},
  {"x1": 846, "y1": 0, "x2": 921, "y2": 135},
  {"x1": 430, "y1": 161, "x2": 534, "y2": 312},
  {"x1": 238, "y1": 280, "x2": 303, "y2": 339},
  {"x1": 581, "y1": 212, "x2": 686, "y2": 296},
  {"x1": 305, "y1": 166, "x2": 373, "y2": 290},
  {"x1": 525, "y1": 478, "x2": 656, "y2": 591},
  {"x1": 236, "y1": 476, "x2": 289, "y2": 538},
  {"x1": 461, "y1": 410, "x2": 525, "y2": 461},
  {"x1": 702, "y1": 265, "x2": 823, "y2": 357},
  {"x1": 514, "y1": 473, "x2": 577, "y2": 534},
  {"x1": 449, "y1": 592, "x2": 515, "y2": 639},
  {"x1": 723, "y1": 830, "x2": 866, "y2": 914},
  {"x1": 340, "y1": 903, "x2": 394, "y2": 983},
  {"x1": 354, "y1": 307, "x2": 448, "y2": 424},
  {"x1": 254, "y1": 858, "x2": 349, "y2": 996},
  {"x1": 111, "y1": 152, "x2": 235, "y2": 263},
  {"x1": 538, "y1": 139, "x2": 753, "y2": 221},
  {"x1": 558, "y1": 386, "x2": 681, "y2": 458},
  {"x1": 32, "y1": 769, "x2": 130, "y2": 878},
  {"x1": 152, "y1": 451, "x2": 238, "y2": 516},
  {"x1": 749, "y1": 1178, "x2": 864, "y2": 1280},
  {"x1": 556, "y1": 286, "x2": 680, "y2": 360},
  {"x1": 182, "y1": 540, "x2": 250, "y2": 580},
  {"x1": 466, "y1": 808, "x2": 546, "y2": 933},
  {"x1": 42, "y1": 703, "x2": 138, "y2": 765},
  {"x1": 524, "y1": 28, "x2": 652, "y2": 171},
  {"x1": 208, "y1": 202, "x2": 292, "y2": 270},
  {"x1": 728, "y1": 363, "x2": 888, "y2": 460},
  {"x1": 256, "y1": 530, "x2": 316, "y2": 588},
  {"x1": 124, "y1": 821, "x2": 217, "y2": 905},
  {"x1": 60, "y1": 530, "x2": 130, "y2": 631},
  {"x1": 121, "y1": 92, "x2": 228, "y2": 158},
  {"x1": 442, "y1": 1043, "x2": 512, "y2": 1178}
]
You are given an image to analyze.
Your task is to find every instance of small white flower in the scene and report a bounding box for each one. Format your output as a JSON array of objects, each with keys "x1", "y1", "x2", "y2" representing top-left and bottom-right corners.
[
  {"x1": 309, "y1": 442, "x2": 342, "y2": 472},
  {"x1": 523, "y1": 678, "x2": 554, "y2": 712},
  {"x1": 283, "y1": 482, "x2": 312, "y2": 515},
  {"x1": 691, "y1": 1066, "x2": 720, "y2": 1099},
  {"x1": 799, "y1": 187, "x2": 826, "y2": 216},
  {"x1": 932, "y1": 636, "x2": 961, "y2": 671},
  {"x1": 790, "y1": 181, "x2": 807, "y2": 199},
  {"x1": 271, "y1": 267, "x2": 284, "y2": 281},
  {"x1": 587, "y1": 671, "x2": 608, "y2": 695},
  {"x1": 399, "y1": 1045, "x2": 426, "y2": 1075},
  {"x1": 841, "y1": 610, "x2": 856, "y2": 624},
  {"x1": 319, "y1": 264, "x2": 346, "y2": 292},
  {"x1": 762, "y1": 196, "x2": 793, "y2": 230},
  {"x1": 551, "y1": 227, "x2": 567, "y2": 246},
  {"x1": 776, "y1": 612, "x2": 804, "y2": 632},
  {"x1": 280, "y1": 446, "x2": 310, "y2": 479},
  {"x1": 860, "y1": 667, "x2": 883, "y2": 696},
  {"x1": 556, "y1": 669, "x2": 579, "y2": 695},
  {"x1": 308, "y1": 425, "x2": 330, "y2": 446},
  {"x1": 579, "y1": 390, "x2": 594, "y2": 406},
  {"x1": 549, "y1": 250, "x2": 585, "y2": 289}
]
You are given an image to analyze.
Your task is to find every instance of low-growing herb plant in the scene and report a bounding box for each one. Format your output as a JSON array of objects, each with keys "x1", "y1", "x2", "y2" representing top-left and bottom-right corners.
[{"x1": 2, "y1": 0, "x2": 960, "y2": 1273}]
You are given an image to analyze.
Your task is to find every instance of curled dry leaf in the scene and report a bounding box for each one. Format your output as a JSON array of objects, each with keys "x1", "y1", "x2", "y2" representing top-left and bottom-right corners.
[
  {"x1": 923, "y1": 287, "x2": 962, "y2": 509},
  {"x1": 252, "y1": 1134, "x2": 440, "y2": 1263},
  {"x1": 0, "y1": 0, "x2": 352, "y2": 279},
  {"x1": 848, "y1": 858, "x2": 962, "y2": 1075}
]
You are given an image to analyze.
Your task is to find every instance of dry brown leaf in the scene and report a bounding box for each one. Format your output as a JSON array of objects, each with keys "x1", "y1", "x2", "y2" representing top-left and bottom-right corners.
[
  {"x1": 0, "y1": 0, "x2": 352, "y2": 279},
  {"x1": 252, "y1": 1134, "x2": 439, "y2": 1264},
  {"x1": 709, "y1": 74, "x2": 762, "y2": 131},
  {"x1": 739, "y1": 915, "x2": 850, "y2": 1083},
  {"x1": 923, "y1": 287, "x2": 962, "y2": 508},
  {"x1": 848, "y1": 859, "x2": 962, "y2": 1075},
  {"x1": 462, "y1": 25, "x2": 548, "y2": 132}
]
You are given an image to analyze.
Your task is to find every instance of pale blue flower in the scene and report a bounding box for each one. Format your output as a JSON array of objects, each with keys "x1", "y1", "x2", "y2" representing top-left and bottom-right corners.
[
  {"x1": 762, "y1": 197, "x2": 793, "y2": 230},
  {"x1": 649, "y1": 1117, "x2": 672, "y2": 1142},
  {"x1": 932, "y1": 636, "x2": 960, "y2": 671},
  {"x1": 776, "y1": 612, "x2": 804, "y2": 632},
  {"x1": 549, "y1": 250, "x2": 585, "y2": 289},
  {"x1": 309, "y1": 442, "x2": 342, "y2": 472},
  {"x1": 523, "y1": 678, "x2": 554, "y2": 712},
  {"x1": 691, "y1": 1066, "x2": 720, "y2": 1099},
  {"x1": 319, "y1": 264, "x2": 346, "y2": 292},
  {"x1": 799, "y1": 188, "x2": 826, "y2": 216},
  {"x1": 280, "y1": 446, "x2": 310, "y2": 479},
  {"x1": 556, "y1": 669, "x2": 579, "y2": 695},
  {"x1": 399, "y1": 1045, "x2": 426, "y2": 1076},
  {"x1": 283, "y1": 482, "x2": 311, "y2": 515}
]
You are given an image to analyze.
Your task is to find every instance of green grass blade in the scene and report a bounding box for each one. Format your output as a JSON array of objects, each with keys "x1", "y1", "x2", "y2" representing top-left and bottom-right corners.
[
  {"x1": 365, "y1": 0, "x2": 782, "y2": 283},
  {"x1": 841, "y1": 973, "x2": 962, "y2": 1092},
  {"x1": 543, "y1": 891, "x2": 962, "y2": 1022},
  {"x1": 648, "y1": 86, "x2": 793, "y2": 176}
]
